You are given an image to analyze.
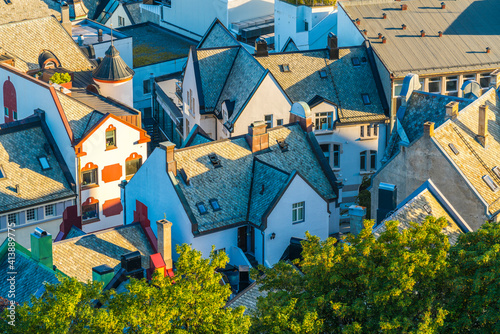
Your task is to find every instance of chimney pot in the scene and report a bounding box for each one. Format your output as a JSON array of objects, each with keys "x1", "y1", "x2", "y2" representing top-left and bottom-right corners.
[
  {"x1": 382, "y1": 13, "x2": 387, "y2": 19},
  {"x1": 92, "y1": 264, "x2": 114, "y2": 287},
  {"x1": 486, "y1": 47, "x2": 491, "y2": 54},
  {"x1": 445, "y1": 101, "x2": 459, "y2": 120},
  {"x1": 401, "y1": 4, "x2": 408, "y2": 10},
  {"x1": 246, "y1": 121, "x2": 269, "y2": 152},
  {"x1": 438, "y1": 31, "x2": 443, "y2": 37},
  {"x1": 378, "y1": 33, "x2": 383, "y2": 39},
  {"x1": 441, "y1": 2, "x2": 446, "y2": 9},
  {"x1": 255, "y1": 37, "x2": 268, "y2": 57},
  {"x1": 157, "y1": 219, "x2": 173, "y2": 270},
  {"x1": 362, "y1": 29, "x2": 368, "y2": 35},
  {"x1": 478, "y1": 104, "x2": 489, "y2": 147},
  {"x1": 355, "y1": 18, "x2": 361, "y2": 25},
  {"x1": 159, "y1": 142, "x2": 177, "y2": 176},
  {"x1": 382, "y1": 36, "x2": 387, "y2": 44},
  {"x1": 421, "y1": 30, "x2": 426, "y2": 37},
  {"x1": 98, "y1": 29, "x2": 103, "y2": 43},
  {"x1": 424, "y1": 121, "x2": 434, "y2": 137},
  {"x1": 402, "y1": 24, "x2": 407, "y2": 30}
]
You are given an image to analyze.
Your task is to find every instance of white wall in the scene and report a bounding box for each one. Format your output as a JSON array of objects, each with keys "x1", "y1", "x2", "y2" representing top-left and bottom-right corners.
[
  {"x1": 265, "y1": 174, "x2": 329, "y2": 265},
  {"x1": 337, "y1": 4, "x2": 365, "y2": 47},
  {"x1": 80, "y1": 116, "x2": 148, "y2": 232},
  {"x1": 96, "y1": 79, "x2": 133, "y2": 107},
  {"x1": 227, "y1": 0, "x2": 274, "y2": 24},
  {"x1": 181, "y1": 53, "x2": 201, "y2": 137},
  {"x1": 107, "y1": 5, "x2": 135, "y2": 28}
]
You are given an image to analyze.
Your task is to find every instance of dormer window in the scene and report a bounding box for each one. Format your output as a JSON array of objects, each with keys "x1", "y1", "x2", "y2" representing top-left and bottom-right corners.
[
  {"x1": 361, "y1": 94, "x2": 371, "y2": 105},
  {"x1": 279, "y1": 64, "x2": 290, "y2": 72},
  {"x1": 196, "y1": 202, "x2": 208, "y2": 215},
  {"x1": 38, "y1": 156, "x2": 50, "y2": 170},
  {"x1": 208, "y1": 153, "x2": 222, "y2": 168},
  {"x1": 209, "y1": 199, "x2": 221, "y2": 211},
  {"x1": 352, "y1": 57, "x2": 361, "y2": 66},
  {"x1": 106, "y1": 125, "x2": 116, "y2": 149}
]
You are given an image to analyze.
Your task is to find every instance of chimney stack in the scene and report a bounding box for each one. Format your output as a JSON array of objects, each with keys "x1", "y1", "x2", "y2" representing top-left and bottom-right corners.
[
  {"x1": 156, "y1": 219, "x2": 173, "y2": 270},
  {"x1": 424, "y1": 121, "x2": 435, "y2": 137},
  {"x1": 160, "y1": 141, "x2": 177, "y2": 176},
  {"x1": 438, "y1": 31, "x2": 443, "y2": 37},
  {"x1": 31, "y1": 228, "x2": 53, "y2": 268},
  {"x1": 376, "y1": 183, "x2": 397, "y2": 223},
  {"x1": 98, "y1": 29, "x2": 103, "y2": 43},
  {"x1": 420, "y1": 30, "x2": 426, "y2": 37},
  {"x1": 255, "y1": 37, "x2": 268, "y2": 57},
  {"x1": 290, "y1": 102, "x2": 313, "y2": 132},
  {"x1": 327, "y1": 32, "x2": 339, "y2": 60},
  {"x1": 401, "y1": 4, "x2": 408, "y2": 10},
  {"x1": 61, "y1": 3, "x2": 72, "y2": 36},
  {"x1": 441, "y1": 2, "x2": 446, "y2": 9},
  {"x1": 402, "y1": 24, "x2": 407, "y2": 30},
  {"x1": 490, "y1": 69, "x2": 500, "y2": 90},
  {"x1": 445, "y1": 101, "x2": 459, "y2": 120},
  {"x1": 349, "y1": 205, "x2": 366, "y2": 236},
  {"x1": 92, "y1": 264, "x2": 114, "y2": 287},
  {"x1": 382, "y1": 13, "x2": 387, "y2": 19},
  {"x1": 246, "y1": 121, "x2": 269, "y2": 153},
  {"x1": 478, "y1": 104, "x2": 489, "y2": 147}
]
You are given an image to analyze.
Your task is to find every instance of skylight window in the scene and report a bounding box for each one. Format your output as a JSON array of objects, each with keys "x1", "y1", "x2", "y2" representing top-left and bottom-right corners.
[
  {"x1": 483, "y1": 175, "x2": 499, "y2": 192},
  {"x1": 449, "y1": 143, "x2": 459, "y2": 155},
  {"x1": 196, "y1": 202, "x2": 208, "y2": 215},
  {"x1": 352, "y1": 57, "x2": 361, "y2": 66},
  {"x1": 493, "y1": 166, "x2": 500, "y2": 179},
  {"x1": 208, "y1": 153, "x2": 222, "y2": 168},
  {"x1": 38, "y1": 156, "x2": 50, "y2": 170},
  {"x1": 209, "y1": 199, "x2": 221, "y2": 211},
  {"x1": 318, "y1": 70, "x2": 327, "y2": 79},
  {"x1": 361, "y1": 94, "x2": 371, "y2": 105},
  {"x1": 279, "y1": 64, "x2": 290, "y2": 72}
]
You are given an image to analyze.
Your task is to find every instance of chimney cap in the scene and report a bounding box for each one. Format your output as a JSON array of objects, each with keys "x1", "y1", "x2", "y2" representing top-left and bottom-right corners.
[
  {"x1": 159, "y1": 141, "x2": 176, "y2": 150},
  {"x1": 34, "y1": 227, "x2": 48, "y2": 237},
  {"x1": 92, "y1": 264, "x2": 114, "y2": 275},
  {"x1": 251, "y1": 120, "x2": 267, "y2": 128}
]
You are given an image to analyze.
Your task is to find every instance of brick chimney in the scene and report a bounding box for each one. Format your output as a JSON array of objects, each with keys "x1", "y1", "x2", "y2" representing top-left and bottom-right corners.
[
  {"x1": 31, "y1": 228, "x2": 53, "y2": 268},
  {"x1": 327, "y1": 32, "x2": 339, "y2": 60},
  {"x1": 246, "y1": 121, "x2": 269, "y2": 152},
  {"x1": 61, "y1": 3, "x2": 72, "y2": 36},
  {"x1": 349, "y1": 205, "x2": 366, "y2": 236},
  {"x1": 424, "y1": 121, "x2": 434, "y2": 137},
  {"x1": 445, "y1": 101, "x2": 459, "y2": 120},
  {"x1": 255, "y1": 37, "x2": 268, "y2": 57},
  {"x1": 478, "y1": 104, "x2": 489, "y2": 147},
  {"x1": 157, "y1": 219, "x2": 173, "y2": 270},
  {"x1": 490, "y1": 69, "x2": 500, "y2": 90},
  {"x1": 160, "y1": 141, "x2": 177, "y2": 176}
]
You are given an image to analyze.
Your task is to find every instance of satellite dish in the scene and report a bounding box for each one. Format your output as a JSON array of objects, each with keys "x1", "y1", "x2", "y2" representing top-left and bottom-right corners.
[{"x1": 461, "y1": 80, "x2": 481, "y2": 99}]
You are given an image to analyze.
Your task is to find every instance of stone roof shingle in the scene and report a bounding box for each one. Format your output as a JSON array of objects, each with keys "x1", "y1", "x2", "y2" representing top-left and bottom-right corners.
[
  {"x1": 0, "y1": 0, "x2": 58, "y2": 25},
  {"x1": 226, "y1": 282, "x2": 266, "y2": 315}
]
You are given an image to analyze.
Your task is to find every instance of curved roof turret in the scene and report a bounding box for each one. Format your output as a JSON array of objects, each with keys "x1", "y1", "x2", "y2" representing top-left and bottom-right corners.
[{"x1": 92, "y1": 45, "x2": 134, "y2": 82}]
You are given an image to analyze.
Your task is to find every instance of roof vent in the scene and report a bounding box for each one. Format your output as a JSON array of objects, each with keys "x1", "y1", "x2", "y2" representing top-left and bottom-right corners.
[
  {"x1": 279, "y1": 64, "x2": 290, "y2": 72},
  {"x1": 255, "y1": 37, "x2": 268, "y2": 57},
  {"x1": 402, "y1": 24, "x2": 407, "y2": 30},
  {"x1": 44, "y1": 143, "x2": 51, "y2": 155},
  {"x1": 15, "y1": 184, "x2": 20, "y2": 195},
  {"x1": 441, "y1": 2, "x2": 446, "y2": 9},
  {"x1": 259, "y1": 184, "x2": 265, "y2": 195},
  {"x1": 208, "y1": 153, "x2": 222, "y2": 168},
  {"x1": 486, "y1": 47, "x2": 491, "y2": 54},
  {"x1": 423, "y1": 203, "x2": 432, "y2": 214},
  {"x1": 382, "y1": 13, "x2": 387, "y2": 19},
  {"x1": 179, "y1": 168, "x2": 190, "y2": 185},
  {"x1": 420, "y1": 30, "x2": 426, "y2": 37},
  {"x1": 448, "y1": 143, "x2": 459, "y2": 155},
  {"x1": 401, "y1": 4, "x2": 408, "y2": 11},
  {"x1": 276, "y1": 138, "x2": 289, "y2": 152},
  {"x1": 438, "y1": 31, "x2": 443, "y2": 37},
  {"x1": 355, "y1": 18, "x2": 361, "y2": 25}
]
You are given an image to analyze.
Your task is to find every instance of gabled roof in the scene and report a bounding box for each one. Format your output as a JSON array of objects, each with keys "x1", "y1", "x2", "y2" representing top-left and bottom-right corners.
[
  {"x1": 373, "y1": 179, "x2": 470, "y2": 245},
  {"x1": 0, "y1": 16, "x2": 94, "y2": 72},
  {"x1": 182, "y1": 124, "x2": 213, "y2": 148},
  {"x1": 281, "y1": 37, "x2": 299, "y2": 52},
  {"x1": 341, "y1": 0, "x2": 500, "y2": 78},
  {"x1": 0, "y1": 116, "x2": 76, "y2": 214},
  {"x1": 168, "y1": 124, "x2": 337, "y2": 233},
  {"x1": 93, "y1": 45, "x2": 135, "y2": 81},
  {"x1": 433, "y1": 88, "x2": 500, "y2": 216},
  {"x1": 197, "y1": 18, "x2": 240, "y2": 49},
  {"x1": 256, "y1": 47, "x2": 387, "y2": 123},
  {"x1": 226, "y1": 281, "x2": 266, "y2": 314},
  {"x1": 52, "y1": 223, "x2": 155, "y2": 282},
  {"x1": 0, "y1": 240, "x2": 59, "y2": 304},
  {"x1": 0, "y1": 0, "x2": 58, "y2": 25}
]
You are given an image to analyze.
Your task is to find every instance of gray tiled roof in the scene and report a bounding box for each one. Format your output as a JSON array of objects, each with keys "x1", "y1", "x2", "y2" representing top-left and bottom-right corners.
[
  {"x1": 189, "y1": 133, "x2": 213, "y2": 147},
  {"x1": 248, "y1": 160, "x2": 290, "y2": 226},
  {"x1": 198, "y1": 20, "x2": 240, "y2": 49},
  {"x1": 65, "y1": 226, "x2": 86, "y2": 239},
  {"x1": 52, "y1": 223, "x2": 155, "y2": 282},
  {"x1": 0, "y1": 0, "x2": 58, "y2": 25},
  {"x1": 341, "y1": 0, "x2": 500, "y2": 78},
  {"x1": 256, "y1": 47, "x2": 387, "y2": 123},
  {"x1": 0, "y1": 247, "x2": 59, "y2": 304},
  {"x1": 93, "y1": 45, "x2": 135, "y2": 81},
  {"x1": 172, "y1": 124, "x2": 336, "y2": 232},
  {"x1": 0, "y1": 16, "x2": 94, "y2": 72},
  {"x1": 281, "y1": 38, "x2": 299, "y2": 52},
  {"x1": 226, "y1": 282, "x2": 266, "y2": 315},
  {"x1": 0, "y1": 120, "x2": 75, "y2": 213}
]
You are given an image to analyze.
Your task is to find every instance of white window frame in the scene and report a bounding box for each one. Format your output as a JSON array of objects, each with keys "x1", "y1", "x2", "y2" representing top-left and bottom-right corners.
[
  {"x1": 45, "y1": 204, "x2": 56, "y2": 217},
  {"x1": 445, "y1": 76, "x2": 459, "y2": 96},
  {"x1": 314, "y1": 111, "x2": 334, "y2": 131},
  {"x1": 292, "y1": 201, "x2": 305, "y2": 223},
  {"x1": 7, "y1": 213, "x2": 18, "y2": 226},
  {"x1": 428, "y1": 77, "x2": 441, "y2": 93},
  {"x1": 393, "y1": 79, "x2": 404, "y2": 97},
  {"x1": 264, "y1": 115, "x2": 273, "y2": 128},
  {"x1": 26, "y1": 208, "x2": 38, "y2": 222}
]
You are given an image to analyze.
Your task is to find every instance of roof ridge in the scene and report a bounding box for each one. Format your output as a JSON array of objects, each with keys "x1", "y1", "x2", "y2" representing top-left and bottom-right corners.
[{"x1": 53, "y1": 222, "x2": 142, "y2": 245}]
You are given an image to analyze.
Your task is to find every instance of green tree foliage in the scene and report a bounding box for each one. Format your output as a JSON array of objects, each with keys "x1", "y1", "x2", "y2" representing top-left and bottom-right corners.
[
  {"x1": 1, "y1": 244, "x2": 250, "y2": 333},
  {"x1": 355, "y1": 176, "x2": 372, "y2": 218},
  {"x1": 443, "y1": 222, "x2": 500, "y2": 333},
  {"x1": 50, "y1": 72, "x2": 72, "y2": 84},
  {"x1": 252, "y1": 217, "x2": 452, "y2": 334}
]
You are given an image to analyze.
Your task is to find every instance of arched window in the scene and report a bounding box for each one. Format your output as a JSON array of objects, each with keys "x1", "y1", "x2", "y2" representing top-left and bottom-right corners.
[
  {"x1": 3, "y1": 77, "x2": 17, "y2": 123},
  {"x1": 125, "y1": 153, "x2": 143, "y2": 178},
  {"x1": 81, "y1": 162, "x2": 98, "y2": 187}
]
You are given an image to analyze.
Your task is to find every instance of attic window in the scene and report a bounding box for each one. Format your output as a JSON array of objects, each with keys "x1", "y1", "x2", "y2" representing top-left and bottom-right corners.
[
  {"x1": 38, "y1": 156, "x2": 50, "y2": 170},
  {"x1": 361, "y1": 94, "x2": 371, "y2": 105},
  {"x1": 196, "y1": 202, "x2": 208, "y2": 215},
  {"x1": 423, "y1": 203, "x2": 432, "y2": 214},
  {"x1": 352, "y1": 57, "x2": 361, "y2": 66},
  {"x1": 449, "y1": 143, "x2": 459, "y2": 155},
  {"x1": 318, "y1": 70, "x2": 327, "y2": 79},
  {"x1": 277, "y1": 138, "x2": 289, "y2": 152},
  {"x1": 208, "y1": 153, "x2": 222, "y2": 168},
  {"x1": 279, "y1": 64, "x2": 290, "y2": 72},
  {"x1": 209, "y1": 198, "x2": 221, "y2": 211},
  {"x1": 0, "y1": 165, "x2": 5, "y2": 179},
  {"x1": 483, "y1": 175, "x2": 499, "y2": 192},
  {"x1": 493, "y1": 166, "x2": 500, "y2": 179}
]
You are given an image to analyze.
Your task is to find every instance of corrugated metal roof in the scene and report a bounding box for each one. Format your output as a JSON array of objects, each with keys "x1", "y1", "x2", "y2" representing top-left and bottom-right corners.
[{"x1": 342, "y1": 0, "x2": 500, "y2": 77}]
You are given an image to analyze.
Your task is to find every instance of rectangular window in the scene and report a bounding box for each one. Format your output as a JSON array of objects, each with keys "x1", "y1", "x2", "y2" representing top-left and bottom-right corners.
[
  {"x1": 463, "y1": 74, "x2": 476, "y2": 82},
  {"x1": 393, "y1": 79, "x2": 404, "y2": 97},
  {"x1": 106, "y1": 130, "x2": 116, "y2": 148},
  {"x1": 82, "y1": 168, "x2": 98, "y2": 186},
  {"x1": 8, "y1": 213, "x2": 18, "y2": 226},
  {"x1": 292, "y1": 201, "x2": 305, "y2": 223},
  {"x1": 367, "y1": 125, "x2": 371, "y2": 137},
  {"x1": 373, "y1": 124, "x2": 378, "y2": 136},
  {"x1": 45, "y1": 204, "x2": 56, "y2": 217},
  {"x1": 314, "y1": 112, "x2": 333, "y2": 130},
  {"x1": 214, "y1": 248, "x2": 226, "y2": 255},
  {"x1": 370, "y1": 150, "x2": 377, "y2": 170},
  {"x1": 26, "y1": 208, "x2": 37, "y2": 222},
  {"x1": 360, "y1": 126, "x2": 364, "y2": 137},
  {"x1": 333, "y1": 144, "x2": 340, "y2": 168},
  {"x1": 428, "y1": 77, "x2": 441, "y2": 93},
  {"x1": 143, "y1": 79, "x2": 151, "y2": 94},
  {"x1": 264, "y1": 115, "x2": 273, "y2": 128},
  {"x1": 361, "y1": 94, "x2": 371, "y2": 105},
  {"x1": 4, "y1": 107, "x2": 8, "y2": 117},
  {"x1": 118, "y1": 16, "x2": 125, "y2": 26},
  {"x1": 360, "y1": 151, "x2": 367, "y2": 171},
  {"x1": 320, "y1": 144, "x2": 331, "y2": 167},
  {"x1": 82, "y1": 203, "x2": 98, "y2": 221},
  {"x1": 38, "y1": 156, "x2": 50, "y2": 170},
  {"x1": 277, "y1": 119, "x2": 283, "y2": 126},
  {"x1": 125, "y1": 158, "x2": 142, "y2": 177},
  {"x1": 482, "y1": 175, "x2": 498, "y2": 192},
  {"x1": 446, "y1": 76, "x2": 459, "y2": 96},
  {"x1": 480, "y1": 73, "x2": 491, "y2": 92}
]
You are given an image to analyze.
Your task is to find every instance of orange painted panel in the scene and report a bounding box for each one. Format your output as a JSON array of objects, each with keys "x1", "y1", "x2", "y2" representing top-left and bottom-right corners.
[
  {"x1": 101, "y1": 163, "x2": 122, "y2": 183},
  {"x1": 102, "y1": 198, "x2": 123, "y2": 217}
]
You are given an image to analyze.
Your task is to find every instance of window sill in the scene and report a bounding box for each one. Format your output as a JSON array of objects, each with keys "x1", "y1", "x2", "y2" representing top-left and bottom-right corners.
[
  {"x1": 360, "y1": 170, "x2": 376, "y2": 176},
  {"x1": 105, "y1": 145, "x2": 117, "y2": 151},
  {"x1": 125, "y1": 174, "x2": 135, "y2": 180},
  {"x1": 82, "y1": 184, "x2": 99, "y2": 190},
  {"x1": 292, "y1": 220, "x2": 305, "y2": 225},
  {"x1": 332, "y1": 168, "x2": 341, "y2": 172},
  {"x1": 359, "y1": 137, "x2": 378, "y2": 141},
  {"x1": 82, "y1": 218, "x2": 100, "y2": 225}
]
